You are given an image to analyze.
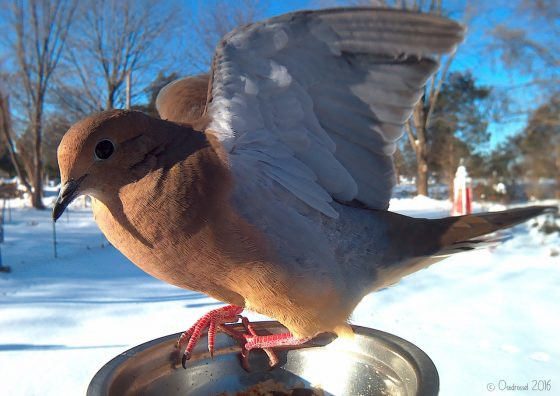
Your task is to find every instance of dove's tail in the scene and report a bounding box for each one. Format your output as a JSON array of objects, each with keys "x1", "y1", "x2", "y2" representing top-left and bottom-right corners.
[
  {"x1": 369, "y1": 205, "x2": 557, "y2": 290},
  {"x1": 431, "y1": 205, "x2": 558, "y2": 256}
]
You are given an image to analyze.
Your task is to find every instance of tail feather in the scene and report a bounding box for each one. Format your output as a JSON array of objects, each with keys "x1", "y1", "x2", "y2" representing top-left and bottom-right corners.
[
  {"x1": 471, "y1": 205, "x2": 557, "y2": 229},
  {"x1": 433, "y1": 234, "x2": 511, "y2": 257},
  {"x1": 370, "y1": 205, "x2": 557, "y2": 291},
  {"x1": 434, "y1": 205, "x2": 557, "y2": 253}
]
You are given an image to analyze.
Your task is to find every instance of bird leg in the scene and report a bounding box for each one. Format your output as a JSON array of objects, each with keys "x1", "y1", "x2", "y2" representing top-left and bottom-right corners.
[
  {"x1": 237, "y1": 316, "x2": 312, "y2": 371},
  {"x1": 177, "y1": 304, "x2": 243, "y2": 367},
  {"x1": 177, "y1": 305, "x2": 312, "y2": 371}
]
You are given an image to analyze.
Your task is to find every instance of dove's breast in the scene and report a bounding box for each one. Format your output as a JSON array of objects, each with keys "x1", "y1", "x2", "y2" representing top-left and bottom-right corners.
[
  {"x1": 90, "y1": 195, "x2": 248, "y2": 306},
  {"x1": 88, "y1": 139, "x2": 274, "y2": 307}
]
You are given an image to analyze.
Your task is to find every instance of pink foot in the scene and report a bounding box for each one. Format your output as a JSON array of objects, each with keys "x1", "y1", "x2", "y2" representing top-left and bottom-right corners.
[
  {"x1": 177, "y1": 305, "x2": 312, "y2": 371},
  {"x1": 241, "y1": 330, "x2": 312, "y2": 371},
  {"x1": 218, "y1": 316, "x2": 282, "y2": 369},
  {"x1": 176, "y1": 304, "x2": 243, "y2": 367},
  {"x1": 226, "y1": 316, "x2": 312, "y2": 370}
]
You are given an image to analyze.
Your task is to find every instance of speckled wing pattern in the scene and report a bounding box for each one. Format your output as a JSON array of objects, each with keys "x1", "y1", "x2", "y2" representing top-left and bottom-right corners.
[{"x1": 207, "y1": 8, "x2": 465, "y2": 217}]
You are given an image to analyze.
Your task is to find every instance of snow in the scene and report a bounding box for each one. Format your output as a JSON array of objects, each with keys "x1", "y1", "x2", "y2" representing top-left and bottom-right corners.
[{"x1": 0, "y1": 196, "x2": 559, "y2": 396}]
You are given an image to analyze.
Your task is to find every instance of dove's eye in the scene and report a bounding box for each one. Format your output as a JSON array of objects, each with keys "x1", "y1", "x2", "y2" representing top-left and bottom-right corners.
[{"x1": 94, "y1": 139, "x2": 115, "y2": 160}]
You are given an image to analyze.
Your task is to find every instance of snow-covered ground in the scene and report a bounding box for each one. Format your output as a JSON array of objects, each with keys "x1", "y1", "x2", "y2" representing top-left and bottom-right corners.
[{"x1": 0, "y1": 196, "x2": 558, "y2": 396}]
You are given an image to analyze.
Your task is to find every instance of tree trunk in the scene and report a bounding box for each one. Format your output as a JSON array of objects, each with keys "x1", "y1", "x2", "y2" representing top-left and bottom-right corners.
[
  {"x1": 31, "y1": 103, "x2": 45, "y2": 209},
  {"x1": 416, "y1": 148, "x2": 429, "y2": 196},
  {"x1": 0, "y1": 95, "x2": 32, "y2": 194},
  {"x1": 106, "y1": 84, "x2": 116, "y2": 109},
  {"x1": 556, "y1": 143, "x2": 560, "y2": 199},
  {"x1": 412, "y1": 103, "x2": 429, "y2": 196},
  {"x1": 447, "y1": 138, "x2": 455, "y2": 201},
  {"x1": 125, "y1": 71, "x2": 131, "y2": 110}
]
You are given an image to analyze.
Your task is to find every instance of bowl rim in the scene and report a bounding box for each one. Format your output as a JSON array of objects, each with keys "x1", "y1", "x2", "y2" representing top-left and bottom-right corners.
[{"x1": 87, "y1": 321, "x2": 439, "y2": 396}]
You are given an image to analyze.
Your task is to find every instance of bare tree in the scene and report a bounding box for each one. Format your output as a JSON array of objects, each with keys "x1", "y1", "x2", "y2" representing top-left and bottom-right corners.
[
  {"x1": 488, "y1": 0, "x2": 559, "y2": 84},
  {"x1": 9, "y1": 0, "x2": 77, "y2": 208},
  {"x1": 41, "y1": 113, "x2": 71, "y2": 178},
  {"x1": 405, "y1": 42, "x2": 457, "y2": 196},
  {"x1": 53, "y1": 0, "x2": 177, "y2": 116},
  {"x1": 397, "y1": 0, "x2": 473, "y2": 196},
  {"x1": 186, "y1": 0, "x2": 267, "y2": 72},
  {"x1": 486, "y1": 0, "x2": 559, "y2": 124},
  {"x1": 0, "y1": 90, "x2": 32, "y2": 194}
]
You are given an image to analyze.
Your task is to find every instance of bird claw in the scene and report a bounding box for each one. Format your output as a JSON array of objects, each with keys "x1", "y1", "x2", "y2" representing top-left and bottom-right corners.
[
  {"x1": 176, "y1": 304, "x2": 244, "y2": 367},
  {"x1": 239, "y1": 343, "x2": 280, "y2": 371},
  {"x1": 181, "y1": 353, "x2": 190, "y2": 369},
  {"x1": 177, "y1": 305, "x2": 311, "y2": 371},
  {"x1": 236, "y1": 316, "x2": 280, "y2": 370}
]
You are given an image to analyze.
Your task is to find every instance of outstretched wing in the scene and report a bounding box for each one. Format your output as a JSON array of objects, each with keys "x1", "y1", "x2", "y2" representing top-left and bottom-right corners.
[{"x1": 207, "y1": 7, "x2": 464, "y2": 217}]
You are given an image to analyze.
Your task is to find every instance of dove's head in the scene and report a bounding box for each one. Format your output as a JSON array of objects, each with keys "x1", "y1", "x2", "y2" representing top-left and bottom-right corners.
[{"x1": 52, "y1": 110, "x2": 166, "y2": 221}]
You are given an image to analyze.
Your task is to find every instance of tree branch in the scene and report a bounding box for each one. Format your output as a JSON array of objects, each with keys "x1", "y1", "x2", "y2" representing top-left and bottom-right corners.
[
  {"x1": 425, "y1": 49, "x2": 457, "y2": 128},
  {"x1": 405, "y1": 119, "x2": 418, "y2": 155}
]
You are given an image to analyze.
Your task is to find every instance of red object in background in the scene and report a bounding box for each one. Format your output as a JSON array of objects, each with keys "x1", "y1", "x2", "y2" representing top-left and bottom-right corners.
[
  {"x1": 452, "y1": 160, "x2": 472, "y2": 216},
  {"x1": 465, "y1": 186, "x2": 472, "y2": 214}
]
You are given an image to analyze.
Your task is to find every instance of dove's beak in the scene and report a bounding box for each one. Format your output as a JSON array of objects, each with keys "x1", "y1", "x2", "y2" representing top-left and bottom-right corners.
[{"x1": 52, "y1": 175, "x2": 86, "y2": 221}]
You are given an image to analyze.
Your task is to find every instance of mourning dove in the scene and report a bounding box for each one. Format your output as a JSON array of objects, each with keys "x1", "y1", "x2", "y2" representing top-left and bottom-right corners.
[{"x1": 53, "y1": 8, "x2": 557, "y2": 369}]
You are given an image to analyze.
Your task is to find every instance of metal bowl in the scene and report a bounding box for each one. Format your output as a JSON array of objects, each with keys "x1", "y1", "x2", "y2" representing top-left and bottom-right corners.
[{"x1": 87, "y1": 321, "x2": 438, "y2": 396}]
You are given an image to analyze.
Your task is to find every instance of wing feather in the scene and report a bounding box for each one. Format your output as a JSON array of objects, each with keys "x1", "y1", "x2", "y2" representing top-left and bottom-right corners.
[{"x1": 202, "y1": 7, "x2": 464, "y2": 216}]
